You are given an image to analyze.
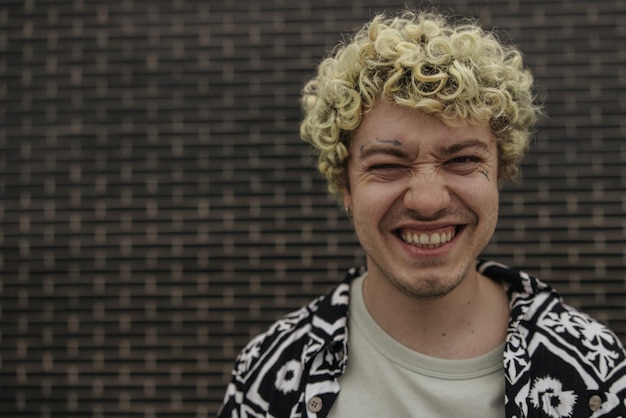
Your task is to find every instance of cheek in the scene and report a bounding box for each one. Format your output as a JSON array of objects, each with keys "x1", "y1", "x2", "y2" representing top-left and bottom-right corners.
[
  {"x1": 476, "y1": 186, "x2": 499, "y2": 229},
  {"x1": 351, "y1": 181, "x2": 405, "y2": 212},
  {"x1": 452, "y1": 176, "x2": 499, "y2": 214}
]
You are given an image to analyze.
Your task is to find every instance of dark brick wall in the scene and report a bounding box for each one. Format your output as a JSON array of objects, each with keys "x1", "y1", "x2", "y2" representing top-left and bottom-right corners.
[{"x1": 1, "y1": 0, "x2": 624, "y2": 416}]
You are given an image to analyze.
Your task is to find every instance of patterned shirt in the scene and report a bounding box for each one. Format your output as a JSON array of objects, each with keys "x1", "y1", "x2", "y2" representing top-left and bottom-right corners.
[{"x1": 219, "y1": 260, "x2": 626, "y2": 417}]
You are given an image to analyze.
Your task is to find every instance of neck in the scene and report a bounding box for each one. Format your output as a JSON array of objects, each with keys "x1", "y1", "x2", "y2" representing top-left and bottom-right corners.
[{"x1": 362, "y1": 269, "x2": 509, "y2": 359}]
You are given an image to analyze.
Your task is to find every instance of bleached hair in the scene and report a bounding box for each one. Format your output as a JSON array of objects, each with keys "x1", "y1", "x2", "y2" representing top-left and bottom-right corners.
[{"x1": 300, "y1": 9, "x2": 541, "y2": 199}]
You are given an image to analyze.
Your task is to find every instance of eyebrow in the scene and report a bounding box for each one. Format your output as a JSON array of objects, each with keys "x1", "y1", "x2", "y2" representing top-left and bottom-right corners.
[
  {"x1": 358, "y1": 138, "x2": 491, "y2": 161},
  {"x1": 358, "y1": 138, "x2": 413, "y2": 160},
  {"x1": 435, "y1": 139, "x2": 492, "y2": 157}
]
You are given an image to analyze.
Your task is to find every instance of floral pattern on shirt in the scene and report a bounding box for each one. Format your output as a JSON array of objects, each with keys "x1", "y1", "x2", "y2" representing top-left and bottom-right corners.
[{"x1": 219, "y1": 261, "x2": 626, "y2": 418}]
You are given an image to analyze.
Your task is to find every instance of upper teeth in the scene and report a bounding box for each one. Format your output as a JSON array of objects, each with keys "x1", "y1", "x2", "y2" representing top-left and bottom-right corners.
[{"x1": 401, "y1": 229, "x2": 455, "y2": 248}]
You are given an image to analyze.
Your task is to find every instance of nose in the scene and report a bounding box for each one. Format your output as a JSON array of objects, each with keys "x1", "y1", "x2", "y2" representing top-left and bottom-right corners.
[{"x1": 402, "y1": 171, "x2": 451, "y2": 218}]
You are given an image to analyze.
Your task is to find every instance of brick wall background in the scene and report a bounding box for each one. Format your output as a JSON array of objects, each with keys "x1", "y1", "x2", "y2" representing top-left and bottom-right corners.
[{"x1": 1, "y1": 0, "x2": 625, "y2": 416}]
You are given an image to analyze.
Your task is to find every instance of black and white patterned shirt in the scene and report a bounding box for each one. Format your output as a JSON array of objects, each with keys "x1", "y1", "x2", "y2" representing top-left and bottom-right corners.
[{"x1": 219, "y1": 260, "x2": 626, "y2": 417}]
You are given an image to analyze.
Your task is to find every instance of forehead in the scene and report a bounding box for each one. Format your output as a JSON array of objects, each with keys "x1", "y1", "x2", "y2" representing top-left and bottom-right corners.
[{"x1": 350, "y1": 100, "x2": 495, "y2": 152}]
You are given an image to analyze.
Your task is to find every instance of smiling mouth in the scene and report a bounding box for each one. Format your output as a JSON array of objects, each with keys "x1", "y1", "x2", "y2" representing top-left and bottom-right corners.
[{"x1": 398, "y1": 226, "x2": 458, "y2": 249}]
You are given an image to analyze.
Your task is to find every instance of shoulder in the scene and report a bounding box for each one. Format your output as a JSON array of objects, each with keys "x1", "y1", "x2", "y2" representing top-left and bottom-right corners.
[
  {"x1": 478, "y1": 260, "x2": 625, "y2": 353},
  {"x1": 219, "y1": 268, "x2": 361, "y2": 417},
  {"x1": 482, "y1": 259, "x2": 626, "y2": 358},
  {"x1": 233, "y1": 268, "x2": 356, "y2": 377},
  {"x1": 481, "y1": 260, "x2": 626, "y2": 415},
  {"x1": 515, "y1": 289, "x2": 626, "y2": 415}
]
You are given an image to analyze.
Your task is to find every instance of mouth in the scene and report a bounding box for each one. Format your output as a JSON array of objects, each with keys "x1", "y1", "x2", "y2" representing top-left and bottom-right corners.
[{"x1": 397, "y1": 226, "x2": 459, "y2": 249}]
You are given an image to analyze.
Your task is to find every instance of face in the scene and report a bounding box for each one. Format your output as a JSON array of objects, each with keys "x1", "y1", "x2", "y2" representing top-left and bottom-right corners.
[{"x1": 343, "y1": 100, "x2": 500, "y2": 300}]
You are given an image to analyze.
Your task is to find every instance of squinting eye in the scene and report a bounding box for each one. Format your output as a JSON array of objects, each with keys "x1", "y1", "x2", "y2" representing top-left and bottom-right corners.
[
  {"x1": 447, "y1": 156, "x2": 480, "y2": 165},
  {"x1": 368, "y1": 164, "x2": 406, "y2": 171}
]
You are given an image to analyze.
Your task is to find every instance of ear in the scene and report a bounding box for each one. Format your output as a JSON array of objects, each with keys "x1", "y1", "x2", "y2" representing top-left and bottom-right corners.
[{"x1": 342, "y1": 185, "x2": 352, "y2": 213}]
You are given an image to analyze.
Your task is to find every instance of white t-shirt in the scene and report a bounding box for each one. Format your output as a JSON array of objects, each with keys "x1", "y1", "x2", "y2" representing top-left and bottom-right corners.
[{"x1": 328, "y1": 274, "x2": 505, "y2": 418}]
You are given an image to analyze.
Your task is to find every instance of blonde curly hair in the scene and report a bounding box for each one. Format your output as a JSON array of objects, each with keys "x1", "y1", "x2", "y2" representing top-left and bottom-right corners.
[{"x1": 300, "y1": 9, "x2": 542, "y2": 199}]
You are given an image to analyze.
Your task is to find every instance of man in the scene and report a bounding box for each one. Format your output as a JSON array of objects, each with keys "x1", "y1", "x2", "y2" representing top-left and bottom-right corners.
[{"x1": 219, "y1": 9, "x2": 626, "y2": 418}]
